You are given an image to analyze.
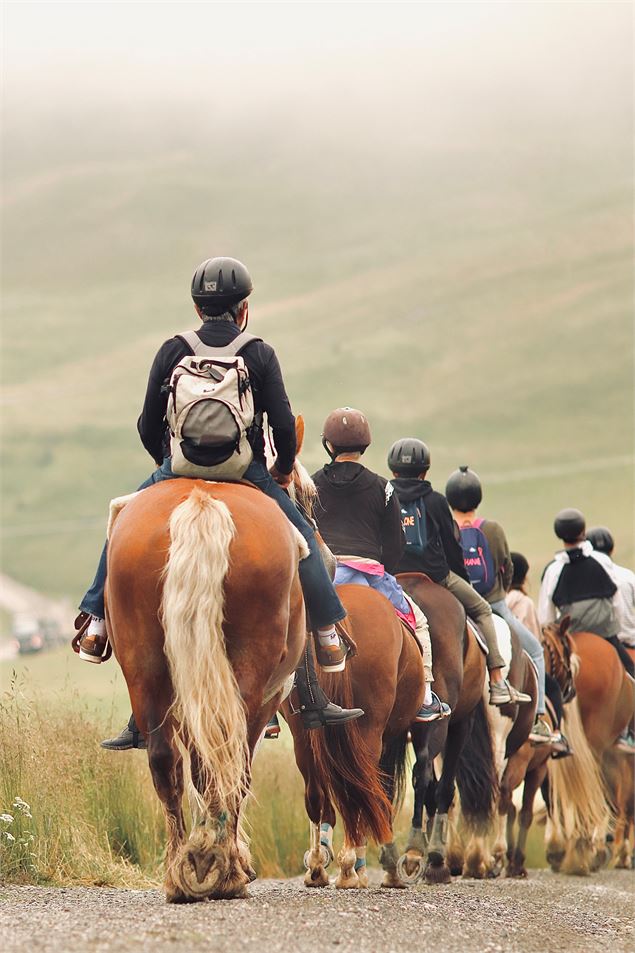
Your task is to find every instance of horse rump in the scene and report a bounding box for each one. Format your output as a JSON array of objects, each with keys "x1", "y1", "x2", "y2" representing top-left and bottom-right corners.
[{"x1": 309, "y1": 667, "x2": 393, "y2": 845}]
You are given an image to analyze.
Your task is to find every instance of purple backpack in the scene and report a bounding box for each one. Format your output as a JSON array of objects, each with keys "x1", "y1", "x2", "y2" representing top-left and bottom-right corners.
[{"x1": 459, "y1": 518, "x2": 496, "y2": 596}]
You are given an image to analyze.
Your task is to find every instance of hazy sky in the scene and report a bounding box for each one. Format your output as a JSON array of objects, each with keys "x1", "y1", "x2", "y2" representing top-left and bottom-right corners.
[{"x1": 3, "y1": 1, "x2": 631, "y2": 116}]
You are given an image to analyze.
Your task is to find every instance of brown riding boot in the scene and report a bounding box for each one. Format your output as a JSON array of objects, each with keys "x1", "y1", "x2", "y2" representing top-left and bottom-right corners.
[{"x1": 75, "y1": 613, "x2": 108, "y2": 664}]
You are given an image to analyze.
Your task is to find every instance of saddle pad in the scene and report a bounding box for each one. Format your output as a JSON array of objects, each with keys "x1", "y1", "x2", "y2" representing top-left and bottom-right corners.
[
  {"x1": 467, "y1": 615, "x2": 513, "y2": 679},
  {"x1": 466, "y1": 618, "x2": 489, "y2": 655}
]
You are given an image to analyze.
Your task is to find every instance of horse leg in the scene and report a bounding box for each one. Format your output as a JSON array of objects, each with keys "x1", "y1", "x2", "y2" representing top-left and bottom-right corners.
[
  {"x1": 505, "y1": 802, "x2": 518, "y2": 873},
  {"x1": 446, "y1": 804, "x2": 465, "y2": 875},
  {"x1": 304, "y1": 786, "x2": 334, "y2": 888},
  {"x1": 374, "y1": 738, "x2": 406, "y2": 890},
  {"x1": 145, "y1": 713, "x2": 188, "y2": 903},
  {"x1": 397, "y1": 732, "x2": 431, "y2": 884},
  {"x1": 425, "y1": 720, "x2": 468, "y2": 884},
  {"x1": 508, "y1": 762, "x2": 546, "y2": 878}
]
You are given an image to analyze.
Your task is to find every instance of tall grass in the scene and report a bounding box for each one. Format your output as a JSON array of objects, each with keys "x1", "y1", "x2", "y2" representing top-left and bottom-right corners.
[{"x1": 0, "y1": 675, "x2": 548, "y2": 886}]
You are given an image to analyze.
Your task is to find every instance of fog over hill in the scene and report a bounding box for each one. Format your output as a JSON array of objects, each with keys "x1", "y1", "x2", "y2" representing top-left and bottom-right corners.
[{"x1": 1, "y1": 1, "x2": 632, "y2": 599}]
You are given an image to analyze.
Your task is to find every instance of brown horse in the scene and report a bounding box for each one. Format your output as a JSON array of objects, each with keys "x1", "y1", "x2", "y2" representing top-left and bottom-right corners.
[
  {"x1": 283, "y1": 583, "x2": 424, "y2": 889},
  {"x1": 105, "y1": 478, "x2": 307, "y2": 901},
  {"x1": 395, "y1": 573, "x2": 496, "y2": 885},
  {"x1": 545, "y1": 631, "x2": 635, "y2": 875},
  {"x1": 503, "y1": 618, "x2": 576, "y2": 878},
  {"x1": 602, "y1": 644, "x2": 635, "y2": 871},
  {"x1": 285, "y1": 446, "x2": 497, "y2": 887}
]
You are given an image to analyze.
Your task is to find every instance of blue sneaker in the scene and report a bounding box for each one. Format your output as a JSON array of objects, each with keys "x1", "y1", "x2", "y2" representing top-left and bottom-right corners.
[
  {"x1": 265, "y1": 715, "x2": 281, "y2": 739},
  {"x1": 415, "y1": 692, "x2": 451, "y2": 723}
]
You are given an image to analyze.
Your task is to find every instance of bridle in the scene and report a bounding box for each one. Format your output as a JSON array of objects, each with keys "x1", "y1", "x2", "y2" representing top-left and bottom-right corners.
[{"x1": 542, "y1": 621, "x2": 576, "y2": 704}]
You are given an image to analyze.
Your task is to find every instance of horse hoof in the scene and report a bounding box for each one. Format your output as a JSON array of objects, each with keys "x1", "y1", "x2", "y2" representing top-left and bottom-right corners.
[
  {"x1": 381, "y1": 871, "x2": 407, "y2": 889},
  {"x1": 397, "y1": 852, "x2": 425, "y2": 885},
  {"x1": 356, "y1": 868, "x2": 369, "y2": 888},
  {"x1": 304, "y1": 866, "x2": 329, "y2": 888},
  {"x1": 424, "y1": 862, "x2": 451, "y2": 885},
  {"x1": 335, "y1": 873, "x2": 360, "y2": 889}
]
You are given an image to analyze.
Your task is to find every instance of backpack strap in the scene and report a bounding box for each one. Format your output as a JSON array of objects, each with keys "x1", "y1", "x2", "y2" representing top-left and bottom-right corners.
[{"x1": 176, "y1": 330, "x2": 262, "y2": 357}]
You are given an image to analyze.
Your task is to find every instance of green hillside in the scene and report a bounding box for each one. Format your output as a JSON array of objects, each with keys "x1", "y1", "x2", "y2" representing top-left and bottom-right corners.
[{"x1": 1, "y1": 86, "x2": 633, "y2": 604}]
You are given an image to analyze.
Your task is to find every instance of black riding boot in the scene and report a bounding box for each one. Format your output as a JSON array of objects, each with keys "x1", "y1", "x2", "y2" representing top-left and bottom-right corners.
[
  {"x1": 100, "y1": 713, "x2": 147, "y2": 750},
  {"x1": 294, "y1": 642, "x2": 364, "y2": 730}
]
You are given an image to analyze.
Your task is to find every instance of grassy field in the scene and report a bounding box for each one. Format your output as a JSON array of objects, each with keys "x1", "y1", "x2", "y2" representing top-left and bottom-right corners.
[
  {"x1": 1, "y1": 123, "x2": 632, "y2": 600},
  {"x1": 0, "y1": 661, "x2": 550, "y2": 886}
]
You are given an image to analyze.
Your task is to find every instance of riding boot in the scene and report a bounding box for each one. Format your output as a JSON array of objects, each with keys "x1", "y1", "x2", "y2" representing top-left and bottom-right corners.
[
  {"x1": 294, "y1": 643, "x2": 364, "y2": 730},
  {"x1": 100, "y1": 713, "x2": 147, "y2": 750}
]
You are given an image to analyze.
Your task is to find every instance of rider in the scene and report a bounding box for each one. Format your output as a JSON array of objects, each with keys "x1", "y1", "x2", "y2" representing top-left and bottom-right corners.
[
  {"x1": 539, "y1": 509, "x2": 634, "y2": 754},
  {"x1": 445, "y1": 465, "x2": 558, "y2": 745},
  {"x1": 388, "y1": 439, "x2": 534, "y2": 713},
  {"x1": 311, "y1": 408, "x2": 451, "y2": 722},
  {"x1": 75, "y1": 257, "x2": 363, "y2": 748},
  {"x1": 586, "y1": 526, "x2": 635, "y2": 652}
]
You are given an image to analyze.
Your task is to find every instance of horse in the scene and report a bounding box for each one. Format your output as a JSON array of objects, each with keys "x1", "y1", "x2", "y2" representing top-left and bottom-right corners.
[
  {"x1": 503, "y1": 617, "x2": 576, "y2": 878},
  {"x1": 283, "y1": 583, "x2": 425, "y2": 889},
  {"x1": 600, "y1": 644, "x2": 635, "y2": 871},
  {"x1": 105, "y1": 477, "x2": 308, "y2": 901},
  {"x1": 545, "y1": 630, "x2": 635, "y2": 875},
  {"x1": 395, "y1": 573, "x2": 497, "y2": 885}
]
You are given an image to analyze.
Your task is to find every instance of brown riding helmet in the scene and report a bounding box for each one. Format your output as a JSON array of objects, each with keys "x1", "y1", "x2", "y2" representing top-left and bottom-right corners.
[{"x1": 322, "y1": 407, "x2": 372, "y2": 459}]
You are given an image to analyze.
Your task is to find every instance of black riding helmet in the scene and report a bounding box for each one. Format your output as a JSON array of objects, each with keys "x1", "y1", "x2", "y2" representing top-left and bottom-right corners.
[
  {"x1": 445, "y1": 465, "x2": 482, "y2": 512},
  {"x1": 586, "y1": 526, "x2": 614, "y2": 555},
  {"x1": 388, "y1": 438, "x2": 431, "y2": 476},
  {"x1": 191, "y1": 257, "x2": 253, "y2": 315},
  {"x1": 554, "y1": 508, "x2": 586, "y2": 543}
]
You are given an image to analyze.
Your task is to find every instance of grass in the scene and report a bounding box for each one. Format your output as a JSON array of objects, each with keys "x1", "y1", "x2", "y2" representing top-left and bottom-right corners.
[{"x1": 0, "y1": 666, "x2": 549, "y2": 887}]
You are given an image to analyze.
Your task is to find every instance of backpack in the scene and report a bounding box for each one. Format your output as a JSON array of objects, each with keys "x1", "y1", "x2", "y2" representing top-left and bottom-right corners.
[
  {"x1": 166, "y1": 330, "x2": 261, "y2": 480},
  {"x1": 400, "y1": 499, "x2": 429, "y2": 559},
  {"x1": 458, "y1": 518, "x2": 496, "y2": 595}
]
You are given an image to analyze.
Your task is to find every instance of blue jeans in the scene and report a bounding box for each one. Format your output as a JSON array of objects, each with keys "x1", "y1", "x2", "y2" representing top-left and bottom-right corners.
[
  {"x1": 334, "y1": 565, "x2": 411, "y2": 615},
  {"x1": 81, "y1": 458, "x2": 345, "y2": 630},
  {"x1": 490, "y1": 599, "x2": 546, "y2": 715}
]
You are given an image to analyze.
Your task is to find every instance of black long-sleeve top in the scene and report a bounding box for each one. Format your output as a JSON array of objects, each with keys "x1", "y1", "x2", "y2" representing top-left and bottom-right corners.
[
  {"x1": 390, "y1": 477, "x2": 470, "y2": 583},
  {"x1": 311, "y1": 462, "x2": 405, "y2": 574},
  {"x1": 137, "y1": 319, "x2": 297, "y2": 473}
]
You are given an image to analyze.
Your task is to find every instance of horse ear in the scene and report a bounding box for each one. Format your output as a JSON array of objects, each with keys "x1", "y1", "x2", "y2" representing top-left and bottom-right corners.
[
  {"x1": 558, "y1": 614, "x2": 571, "y2": 638},
  {"x1": 295, "y1": 415, "x2": 305, "y2": 456}
]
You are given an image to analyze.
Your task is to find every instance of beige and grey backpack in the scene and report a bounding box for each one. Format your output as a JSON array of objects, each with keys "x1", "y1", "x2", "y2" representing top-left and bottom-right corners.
[{"x1": 166, "y1": 330, "x2": 261, "y2": 480}]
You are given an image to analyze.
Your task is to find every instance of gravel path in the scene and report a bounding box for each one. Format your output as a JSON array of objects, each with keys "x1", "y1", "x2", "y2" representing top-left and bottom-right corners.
[{"x1": 2, "y1": 870, "x2": 634, "y2": 953}]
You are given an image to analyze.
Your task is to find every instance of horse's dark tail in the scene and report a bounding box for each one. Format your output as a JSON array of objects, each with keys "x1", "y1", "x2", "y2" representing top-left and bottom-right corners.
[
  {"x1": 309, "y1": 669, "x2": 393, "y2": 845},
  {"x1": 455, "y1": 697, "x2": 498, "y2": 832},
  {"x1": 380, "y1": 731, "x2": 410, "y2": 817}
]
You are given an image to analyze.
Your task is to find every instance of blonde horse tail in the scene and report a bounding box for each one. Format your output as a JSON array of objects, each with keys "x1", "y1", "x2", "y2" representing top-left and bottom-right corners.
[
  {"x1": 546, "y1": 657, "x2": 611, "y2": 873},
  {"x1": 161, "y1": 486, "x2": 247, "y2": 814}
]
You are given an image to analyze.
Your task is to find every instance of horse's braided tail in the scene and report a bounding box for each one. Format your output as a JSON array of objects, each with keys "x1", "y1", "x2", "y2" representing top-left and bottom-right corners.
[
  {"x1": 455, "y1": 697, "x2": 498, "y2": 832},
  {"x1": 161, "y1": 486, "x2": 247, "y2": 815},
  {"x1": 309, "y1": 667, "x2": 393, "y2": 846}
]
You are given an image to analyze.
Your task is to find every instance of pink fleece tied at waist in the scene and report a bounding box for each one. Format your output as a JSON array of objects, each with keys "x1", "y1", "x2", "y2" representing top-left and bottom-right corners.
[{"x1": 338, "y1": 559, "x2": 385, "y2": 576}]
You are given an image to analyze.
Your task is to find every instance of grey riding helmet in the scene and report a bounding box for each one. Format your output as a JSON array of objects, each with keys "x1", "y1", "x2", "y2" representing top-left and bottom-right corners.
[
  {"x1": 388, "y1": 438, "x2": 431, "y2": 475},
  {"x1": 191, "y1": 257, "x2": 253, "y2": 315},
  {"x1": 553, "y1": 508, "x2": 586, "y2": 543},
  {"x1": 445, "y1": 465, "x2": 482, "y2": 511}
]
